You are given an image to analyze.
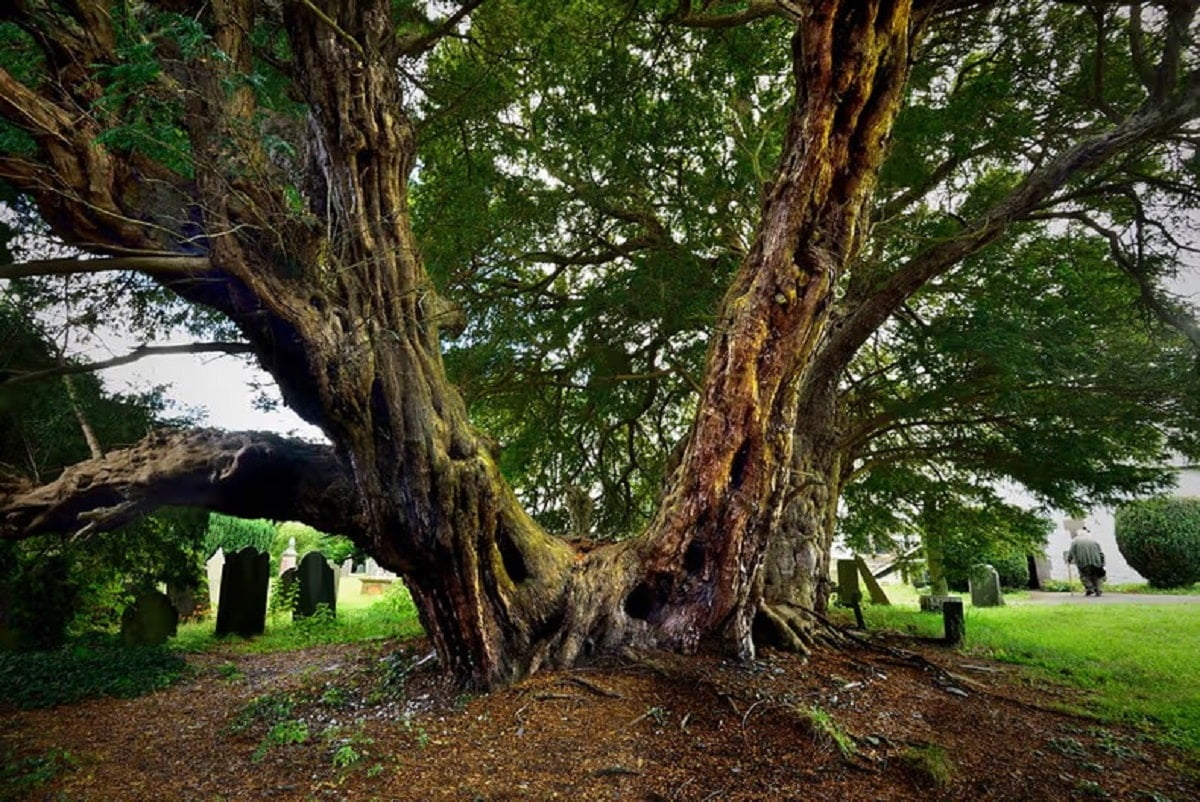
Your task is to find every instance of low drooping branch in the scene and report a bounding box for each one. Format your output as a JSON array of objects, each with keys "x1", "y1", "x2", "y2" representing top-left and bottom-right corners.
[
  {"x1": 1, "y1": 342, "x2": 256, "y2": 386},
  {"x1": 0, "y1": 429, "x2": 363, "y2": 543},
  {"x1": 0, "y1": 256, "x2": 212, "y2": 281}
]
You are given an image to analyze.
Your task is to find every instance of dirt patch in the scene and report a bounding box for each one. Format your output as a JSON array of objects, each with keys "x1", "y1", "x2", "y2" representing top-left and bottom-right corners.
[{"x1": 2, "y1": 637, "x2": 1196, "y2": 801}]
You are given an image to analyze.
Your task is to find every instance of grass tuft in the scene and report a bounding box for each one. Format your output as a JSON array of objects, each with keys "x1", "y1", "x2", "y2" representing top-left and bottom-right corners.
[{"x1": 900, "y1": 743, "x2": 955, "y2": 786}]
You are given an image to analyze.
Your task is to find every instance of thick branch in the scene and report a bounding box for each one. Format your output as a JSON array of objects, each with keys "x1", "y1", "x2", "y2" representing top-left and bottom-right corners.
[
  {"x1": 0, "y1": 429, "x2": 362, "y2": 543},
  {"x1": 2, "y1": 342, "x2": 256, "y2": 386},
  {"x1": 0, "y1": 256, "x2": 211, "y2": 280},
  {"x1": 821, "y1": 76, "x2": 1200, "y2": 380}
]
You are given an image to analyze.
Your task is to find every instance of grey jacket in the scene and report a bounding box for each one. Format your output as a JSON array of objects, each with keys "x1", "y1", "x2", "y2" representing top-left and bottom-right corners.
[{"x1": 1067, "y1": 537, "x2": 1105, "y2": 569}]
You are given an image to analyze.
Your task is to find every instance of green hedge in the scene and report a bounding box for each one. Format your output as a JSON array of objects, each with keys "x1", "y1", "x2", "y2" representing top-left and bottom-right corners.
[{"x1": 1115, "y1": 497, "x2": 1200, "y2": 589}]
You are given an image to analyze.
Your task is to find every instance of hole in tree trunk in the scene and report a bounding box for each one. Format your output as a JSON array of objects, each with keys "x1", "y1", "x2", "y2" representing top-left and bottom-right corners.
[
  {"x1": 497, "y1": 531, "x2": 529, "y2": 584},
  {"x1": 624, "y1": 582, "x2": 656, "y2": 620},
  {"x1": 730, "y1": 439, "x2": 752, "y2": 489},
  {"x1": 684, "y1": 541, "x2": 705, "y2": 574}
]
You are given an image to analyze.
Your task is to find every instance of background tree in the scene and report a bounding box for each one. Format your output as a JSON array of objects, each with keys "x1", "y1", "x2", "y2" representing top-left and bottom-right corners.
[
  {"x1": 0, "y1": 1, "x2": 1198, "y2": 687},
  {"x1": 0, "y1": 300, "x2": 208, "y2": 646}
]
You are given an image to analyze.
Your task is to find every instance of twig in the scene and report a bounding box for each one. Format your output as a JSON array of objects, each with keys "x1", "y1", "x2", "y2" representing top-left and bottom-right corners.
[{"x1": 562, "y1": 675, "x2": 624, "y2": 699}]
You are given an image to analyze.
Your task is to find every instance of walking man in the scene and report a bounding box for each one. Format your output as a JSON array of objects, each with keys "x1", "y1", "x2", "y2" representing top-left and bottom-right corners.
[{"x1": 1066, "y1": 527, "x2": 1107, "y2": 597}]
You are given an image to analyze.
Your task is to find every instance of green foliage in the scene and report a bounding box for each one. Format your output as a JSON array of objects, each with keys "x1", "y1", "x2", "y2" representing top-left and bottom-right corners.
[
  {"x1": 0, "y1": 638, "x2": 188, "y2": 709},
  {"x1": 1115, "y1": 498, "x2": 1200, "y2": 589},
  {"x1": 0, "y1": 747, "x2": 76, "y2": 799},
  {"x1": 252, "y1": 719, "x2": 309, "y2": 762},
  {"x1": 267, "y1": 573, "x2": 300, "y2": 619},
  {"x1": 228, "y1": 691, "x2": 294, "y2": 733},
  {"x1": 941, "y1": 536, "x2": 1031, "y2": 592},
  {"x1": 204, "y1": 513, "x2": 275, "y2": 557},
  {"x1": 0, "y1": 547, "x2": 77, "y2": 650},
  {"x1": 270, "y1": 521, "x2": 356, "y2": 574}
]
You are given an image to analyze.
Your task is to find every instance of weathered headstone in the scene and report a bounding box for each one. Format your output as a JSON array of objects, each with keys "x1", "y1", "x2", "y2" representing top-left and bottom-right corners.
[
  {"x1": 296, "y1": 552, "x2": 337, "y2": 618},
  {"x1": 968, "y1": 563, "x2": 1005, "y2": 607},
  {"x1": 215, "y1": 547, "x2": 269, "y2": 637},
  {"x1": 166, "y1": 581, "x2": 201, "y2": 621},
  {"x1": 1031, "y1": 553, "x2": 1053, "y2": 589},
  {"x1": 121, "y1": 589, "x2": 178, "y2": 646},
  {"x1": 206, "y1": 548, "x2": 225, "y2": 611},
  {"x1": 340, "y1": 558, "x2": 354, "y2": 577},
  {"x1": 942, "y1": 598, "x2": 965, "y2": 646},
  {"x1": 836, "y1": 559, "x2": 861, "y2": 606},
  {"x1": 279, "y1": 537, "x2": 299, "y2": 575},
  {"x1": 836, "y1": 559, "x2": 864, "y2": 628},
  {"x1": 919, "y1": 594, "x2": 961, "y2": 613},
  {"x1": 854, "y1": 555, "x2": 891, "y2": 605}
]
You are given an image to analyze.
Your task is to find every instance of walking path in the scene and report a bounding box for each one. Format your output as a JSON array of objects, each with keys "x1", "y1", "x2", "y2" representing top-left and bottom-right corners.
[{"x1": 1019, "y1": 591, "x2": 1200, "y2": 605}]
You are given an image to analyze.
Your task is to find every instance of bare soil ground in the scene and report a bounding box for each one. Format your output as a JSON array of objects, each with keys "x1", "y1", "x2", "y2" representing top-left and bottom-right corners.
[{"x1": 3, "y1": 634, "x2": 1197, "y2": 801}]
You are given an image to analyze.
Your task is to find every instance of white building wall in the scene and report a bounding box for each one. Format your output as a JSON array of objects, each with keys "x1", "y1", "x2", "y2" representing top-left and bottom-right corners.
[{"x1": 1044, "y1": 468, "x2": 1200, "y2": 585}]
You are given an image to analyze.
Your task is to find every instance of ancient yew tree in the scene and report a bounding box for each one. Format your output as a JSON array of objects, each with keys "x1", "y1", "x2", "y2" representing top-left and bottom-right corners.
[{"x1": 2, "y1": 1, "x2": 1198, "y2": 687}]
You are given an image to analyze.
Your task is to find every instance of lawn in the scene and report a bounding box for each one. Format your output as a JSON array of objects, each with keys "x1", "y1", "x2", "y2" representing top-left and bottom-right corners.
[
  {"x1": 845, "y1": 584, "x2": 1200, "y2": 751},
  {"x1": 171, "y1": 576, "x2": 423, "y2": 654}
]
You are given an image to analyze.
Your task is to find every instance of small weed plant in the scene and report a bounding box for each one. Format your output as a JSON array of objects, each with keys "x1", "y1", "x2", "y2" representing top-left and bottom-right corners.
[
  {"x1": 900, "y1": 744, "x2": 954, "y2": 787},
  {"x1": 0, "y1": 747, "x2": 76, "y2": 798},
  {"x1": 800, "y1": 705, "x2": 856, "y2": 758},
  {"x1": 252, "y1": 719, "x2": 310, "y2": 763}
]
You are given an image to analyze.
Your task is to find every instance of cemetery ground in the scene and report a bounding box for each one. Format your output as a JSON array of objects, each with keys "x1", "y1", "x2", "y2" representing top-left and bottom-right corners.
[{"x1": 2, "y1": 584, "x2": 1198, "y2": 801}]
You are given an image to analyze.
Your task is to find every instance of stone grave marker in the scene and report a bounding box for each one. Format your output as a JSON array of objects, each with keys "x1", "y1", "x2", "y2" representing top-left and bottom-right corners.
[
  {"x1": 206, "y1": 548, "x2": 224, "y2": 611},
  {"x1": 215, "y1": 547, "x2": 269, "y2": 637},
  {"x1": 279, "y1": 537, "x2": 299, "y2": 575},
  {"x1": 968, "y1": 563, "x2": 1005, "y2": 607},
  {"x1": 296, "y1": 551, "x2": 337, "y2": 618},
  {"x1": 121, "y1": 589, "x2": 178, "y2": 646}
]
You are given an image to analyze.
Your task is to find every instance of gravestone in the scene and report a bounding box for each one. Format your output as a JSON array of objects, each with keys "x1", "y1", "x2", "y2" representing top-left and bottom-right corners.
[
  {"x1": 1031, "y1": 554, "x2": 1053, "y2": 588},
  {"x1": 206, "y1": 548, "x2": 225, "y2": 610},
  {"x1": 968, "y1": 563, "x2": 1005, "y2": 607},
  {"x1": 854, "y1": 555, "x2": 891, "y2": 605},
  {"x1": 341, "y1": 558, "x2": 354, "y2": 577},
  {"x1": 919, "y1": 594, "x2": 961, "y2": 613},
  {"x1": 942, "y1": 598, "x2": 965, "y2": 646},
  {"x1": 120, "y1": 589, "x2": 178, "y2": 646},
  {"x1": 166, "y1": 581, "x2": 201, "y2": 621},
  {"x1": 215, "y1": 547, "x2": 269, "y2": 637},
  {"x1": 279, "y1": 537, "x2": 299, "y2": 575},
  {"x1": 296, "y1": 552, "x2": 337, "y2": 618},
  {"x1": 836, "y1": 559, "x2": 864, "y2": 628}
]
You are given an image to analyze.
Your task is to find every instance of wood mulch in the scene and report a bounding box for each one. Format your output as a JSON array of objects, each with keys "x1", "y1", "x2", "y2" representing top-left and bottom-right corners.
[{"x1": 2, "y1": 634, "x2": 1197, "y2": 801}]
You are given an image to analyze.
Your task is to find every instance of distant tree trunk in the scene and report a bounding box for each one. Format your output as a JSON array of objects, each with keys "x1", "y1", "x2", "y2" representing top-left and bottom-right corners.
[{"x1": 62, "y1": 375, "x2": 103, "y2": 460}]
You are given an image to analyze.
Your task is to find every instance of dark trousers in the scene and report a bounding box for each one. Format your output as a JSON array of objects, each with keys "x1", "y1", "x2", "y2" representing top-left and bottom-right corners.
[{"x1": 1079, "y1": 565, "x2": 1105, "y2": 595}]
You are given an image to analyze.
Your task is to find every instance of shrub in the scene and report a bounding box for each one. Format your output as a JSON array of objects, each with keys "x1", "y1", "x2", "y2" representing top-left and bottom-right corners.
[
  {"x1": 0, "y1": 638, "x2": 187, "y2": 708},
  {"x1": 1115, "y1": 497, "x2": 1200, "y2": 588},
  {"x1": 204, "y1": 514, "x2": 276, "y2": 557},
  {"x1": 941, "y1": 538, "x2": 1030, "y2": 592}
]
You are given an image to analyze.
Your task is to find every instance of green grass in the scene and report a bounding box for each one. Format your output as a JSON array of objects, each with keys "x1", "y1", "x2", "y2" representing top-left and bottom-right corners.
[
  {"x1": 848, "y1": 587, "x2": 1200, "y2": 752},
  {"x1": 172, "y1": 579, "x2": 423, "y2": 654}
]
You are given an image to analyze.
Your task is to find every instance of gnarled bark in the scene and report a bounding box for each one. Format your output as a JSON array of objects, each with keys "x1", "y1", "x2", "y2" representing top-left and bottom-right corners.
[{"x1": 0, "y1": 429, "x2": 362, "y2": 542}]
